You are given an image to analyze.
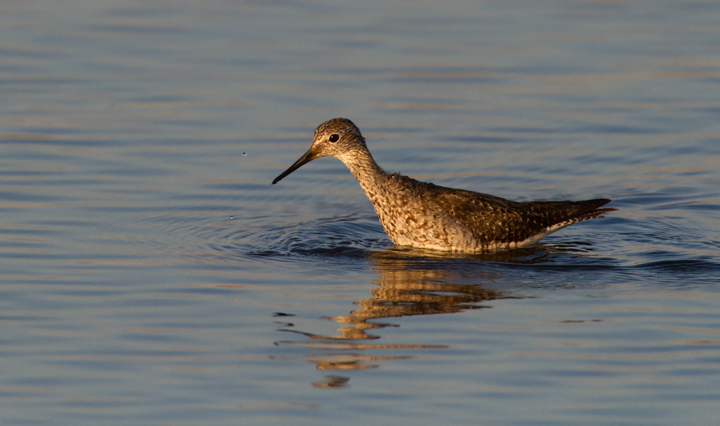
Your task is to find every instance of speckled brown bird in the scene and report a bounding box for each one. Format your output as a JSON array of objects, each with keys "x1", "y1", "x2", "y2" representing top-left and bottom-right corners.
[{"x1": 272, "y1": 118, "x2": 616, "y2": 252}]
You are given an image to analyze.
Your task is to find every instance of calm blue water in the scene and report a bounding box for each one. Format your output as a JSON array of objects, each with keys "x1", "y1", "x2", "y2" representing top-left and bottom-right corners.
[{"x1": 1, "y1": 1, "x2": 719, "y2": 425}]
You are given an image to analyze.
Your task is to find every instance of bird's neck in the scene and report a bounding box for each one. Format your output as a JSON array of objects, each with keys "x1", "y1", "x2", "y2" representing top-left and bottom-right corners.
[{"x1": 338, "y1": 147, "x2": 389, "y2": 196}]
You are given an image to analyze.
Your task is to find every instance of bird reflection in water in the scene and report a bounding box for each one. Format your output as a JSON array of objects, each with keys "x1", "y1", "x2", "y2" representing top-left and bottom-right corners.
[{"x1": 273, "y1": 250, "x2": 525, "y2": 388}]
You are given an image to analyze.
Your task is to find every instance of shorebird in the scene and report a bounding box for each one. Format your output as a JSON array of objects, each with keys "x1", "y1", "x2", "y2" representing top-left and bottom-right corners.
[{"x1": 272, "y1": 118, "x2": 615, "y2": 252}]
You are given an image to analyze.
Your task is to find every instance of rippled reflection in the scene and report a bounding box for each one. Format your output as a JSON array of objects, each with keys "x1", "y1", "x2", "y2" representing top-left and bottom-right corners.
[{"x1": 274, "y1": 254, "x2": 510, "y2": 385}]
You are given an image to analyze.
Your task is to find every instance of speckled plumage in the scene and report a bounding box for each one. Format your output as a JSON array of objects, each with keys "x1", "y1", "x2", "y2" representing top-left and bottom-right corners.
[{"x1": 272, "y1": 118, "x2": 616, "y2": 252}]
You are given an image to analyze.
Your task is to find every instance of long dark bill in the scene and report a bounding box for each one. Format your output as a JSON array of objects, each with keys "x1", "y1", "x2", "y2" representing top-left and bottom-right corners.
[{"x1": 271, "y1": 148, "x2": 318, "y2": 184}]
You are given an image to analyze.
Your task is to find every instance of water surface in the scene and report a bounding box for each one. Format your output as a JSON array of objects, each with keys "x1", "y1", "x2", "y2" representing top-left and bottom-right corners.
[{"x1": 1, "y1": 1, "x2": 719, "y2": 425}]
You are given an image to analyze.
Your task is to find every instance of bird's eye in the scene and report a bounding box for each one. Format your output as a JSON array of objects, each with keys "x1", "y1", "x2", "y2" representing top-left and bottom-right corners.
[{"x1": 329, "y1": 134, "x2": 340, "y2": 143}]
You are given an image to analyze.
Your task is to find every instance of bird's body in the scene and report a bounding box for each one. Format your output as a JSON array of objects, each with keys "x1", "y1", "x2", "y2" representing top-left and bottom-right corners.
[{"x1": 272, "y1": 118, "x2": 615, "y2": 252}]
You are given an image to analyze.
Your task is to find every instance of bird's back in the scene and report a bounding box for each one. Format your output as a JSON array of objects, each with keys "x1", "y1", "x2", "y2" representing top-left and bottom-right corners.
[{"x1": 371, "y1": 173, "x2": 613, "y2": 251}]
